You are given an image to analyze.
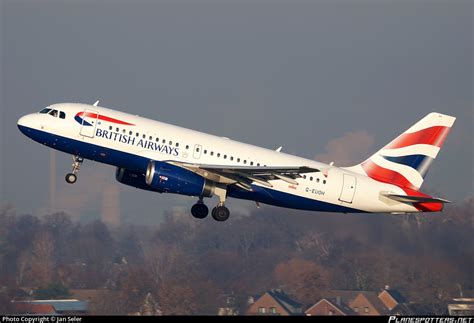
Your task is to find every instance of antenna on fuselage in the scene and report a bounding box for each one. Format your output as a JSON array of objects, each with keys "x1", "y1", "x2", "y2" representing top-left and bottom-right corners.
[
  {"x1": 275, "y1": 146, "x2": 282, "y2": 152},
  {"x1": 93, "y1": 100, "x2": 100, "y2": 106}
]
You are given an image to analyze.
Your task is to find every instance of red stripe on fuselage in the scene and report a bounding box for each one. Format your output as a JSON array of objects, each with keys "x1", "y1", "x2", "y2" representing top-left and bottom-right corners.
[
  {"x1": 77, "y1": 112, "x2": 135, "y2": 126},
  {"x1": 386, "y1": 126, "x2": 450, "y2": 149}
]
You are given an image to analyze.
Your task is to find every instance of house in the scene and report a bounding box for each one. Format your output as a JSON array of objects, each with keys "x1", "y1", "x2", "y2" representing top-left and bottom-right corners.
[
  {"x1": 217, "y1": 293, "x2": 239, "y2": 315},
  {"x1": 307, "y1": 286, "x2": 411, "y2": 316},
  {"x1": 378, "y1": 285, "x2": 407, "y2": 311},
  {"x1": 13, "y1": 303, "x2": 57, "y2": 315},
  {"x1": 12, "y1": 300, "x2": 88, "y2": 315},
  {"x1": 305, "y1": 298, "x2": 355, "y2": 316},
  {"x1": 349, "y1": 292, "x2": 389, "y2": 315},
  {"x1": 247, "y1": 289, "x2": 303, "y2": 315}
]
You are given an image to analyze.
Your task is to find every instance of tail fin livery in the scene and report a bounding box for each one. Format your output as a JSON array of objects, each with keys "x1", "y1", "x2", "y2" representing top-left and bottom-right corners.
[{"x1": 348, "y1": 112, "x2": 456, "y2": 190}]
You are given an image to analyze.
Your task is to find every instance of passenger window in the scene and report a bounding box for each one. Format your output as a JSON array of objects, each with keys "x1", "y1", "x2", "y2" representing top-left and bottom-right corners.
[
  {"x1": 316, "y1": 178, "x2": 320, "y2": 183},
  {"x1": 156, "y1": 137, "x2": 160, "y2": 142},
  {"x1": 149, "y1": 136, "x2": 153, "y2": 140},
  {"x1": 237, "y1": 158, "x2": 240, "y2": 162},
  {"x1": 210, "y1": 151, "x2": 214, "y2": 156},
  {"x1": 186, "y1": 145, "x2": 189, "y2": 149},
  {"x1": 116, "y1": 127, "x2": 120, "y2": 132},
  {"x1": 250, "y1": 161, "x2": 254, "y2": 166},
  {"x1": 136, "y1": 132, "x2": 139, "y2": 137},
  {"x1": 122, "y1": 129, "x2": 126, "y2": 134},
  {"x1": 244, "y1": 160, "x2": 247, "y2": 164},
  {"x1": 162, "y1": 139, "x2": 166, "y2": 144},
  {"x1": 310, "y1": 177, "x2": 313, "y2": 181},
  {"x1": 323, "y1": 180, "x2": 326, "y2": 184},
  {"x1": 176, "y1": 143, "x2": 179, "y2": 147},
  {"x1": 230, "y1": 157, "x2": 234, "y2": 161},
  {"x1": 224, "y1": 155, "x2": 227, "y2": 159},
  {"x1": 110, "y1": 126, "x2": 113, "y2": 130},
  {"x1": 169, "y1": 141, "x2": 172, "y2": 145},
  {"x1": 142, "y1": 134, "x2": 146, "y2": 139},
  {"x1": 59, "y1": 111, "x2": 66, "y2": 119},
  {"x1": 204, "y1": 150, "x2": 207, "y2": 154},
  {"x1": 257, "y1": 163, "x2": 260, "y2": 166},
  {"x1": 217, "y1": 153, "x2": 220, "y2": 158},
  {"x1": 129, "y1": 131, "x2": 133, "y2": 135}
]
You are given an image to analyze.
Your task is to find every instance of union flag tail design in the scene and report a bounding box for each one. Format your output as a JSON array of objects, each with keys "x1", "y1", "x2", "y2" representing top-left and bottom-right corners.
[{"x1": 349, "y1": 112, "x2": 456, "y2": 191}]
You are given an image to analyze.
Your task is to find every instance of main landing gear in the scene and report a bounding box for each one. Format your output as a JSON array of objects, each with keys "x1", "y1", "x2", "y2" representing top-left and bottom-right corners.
[
  {"x1": 191, "y1": 185, "x2": 231, "y2": 222},
  {"x1": 65, "y1": 155, "x2": 83, "y2": 184},
  {"x1": 191, "y1": 200, "x2": 209, "y2": 219}
]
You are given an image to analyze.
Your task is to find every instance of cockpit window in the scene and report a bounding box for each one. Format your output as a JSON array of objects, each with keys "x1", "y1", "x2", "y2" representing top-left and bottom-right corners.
[
  {"x1": 48, "y1": 109, "x2": 59, "y2": 117},
  {"x1": 39, "y1": 108, "x2": 51, "y2": 114},
  {"x1": 59, "y1": 111, "x2": 66, "y2": 119}
]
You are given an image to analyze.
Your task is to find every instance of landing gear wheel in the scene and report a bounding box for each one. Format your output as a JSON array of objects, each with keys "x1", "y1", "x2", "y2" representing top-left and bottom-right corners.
[
  {"x1": 65, "y1": 173, "x2": 77, "y2": 184},
  {"x1": 212, "y1": 206, "x2": 230, "y2": 222},
  {"x1": 191, "y1": 203, "x2": 209, "y2": 219},
  {"x1": 65, "y1": 155, "x2": 83, "y2": 184}
]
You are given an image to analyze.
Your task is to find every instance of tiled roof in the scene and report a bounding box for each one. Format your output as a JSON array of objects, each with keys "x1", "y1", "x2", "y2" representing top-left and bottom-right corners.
[
  {"x1": 14, "y1": 300, "x2": 87, "y2": 312},
  {"x1": 306, "y1": 298, "x2": 356, "y2": 315},
  {"x1": 14, "y1": 303, "x2": 57, "y2": 314},
  {"x1": 267, "y1": 289, "x2": 303, "y2": 314},
  {"x1": 381, "y1": 288, "x2": 407, "y2": 304}
]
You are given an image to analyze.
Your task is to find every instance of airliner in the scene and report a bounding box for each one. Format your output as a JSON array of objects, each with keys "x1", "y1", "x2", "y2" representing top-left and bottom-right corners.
[{"x1": 17, "y1": 102, "x2": 455, "y2": 221}]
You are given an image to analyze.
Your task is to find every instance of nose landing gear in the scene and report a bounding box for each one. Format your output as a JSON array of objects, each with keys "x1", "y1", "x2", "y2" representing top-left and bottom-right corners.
[{"x1": 65, "y1": 155, "x2": 83, "y2": 184}]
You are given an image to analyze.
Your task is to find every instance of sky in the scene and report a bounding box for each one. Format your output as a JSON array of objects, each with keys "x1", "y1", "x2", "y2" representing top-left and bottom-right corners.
[{"x1": 1, "y1": 0, "x2": 472, "y2": 225}]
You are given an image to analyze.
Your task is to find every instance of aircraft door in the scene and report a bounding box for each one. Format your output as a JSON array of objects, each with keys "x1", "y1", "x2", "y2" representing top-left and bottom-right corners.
[
  {"x1": 339, "y1": 174, "x2": 357, "y2": 203},
  {"x1": 193, "y1": 144, "x2": 202, "y2": 159},
  {"x1": 79, "y1": 109, "x2": 99, "y2": 138}
]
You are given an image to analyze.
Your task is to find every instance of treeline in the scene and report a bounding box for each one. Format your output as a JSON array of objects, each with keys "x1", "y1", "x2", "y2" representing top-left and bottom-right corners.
[{"x1": 0, "y1": 197, "x2": 473, "y2": 314}]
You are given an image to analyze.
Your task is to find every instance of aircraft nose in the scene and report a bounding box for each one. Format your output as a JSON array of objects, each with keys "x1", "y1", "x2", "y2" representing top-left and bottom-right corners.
[{"x1": 17, "y1": 114, "x2": 33, "y2": 135}]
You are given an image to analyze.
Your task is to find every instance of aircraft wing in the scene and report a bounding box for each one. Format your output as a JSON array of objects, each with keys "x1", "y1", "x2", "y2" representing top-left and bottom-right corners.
[{"x1": 167, "y1": 161, "x2": 319, "y2": 191}]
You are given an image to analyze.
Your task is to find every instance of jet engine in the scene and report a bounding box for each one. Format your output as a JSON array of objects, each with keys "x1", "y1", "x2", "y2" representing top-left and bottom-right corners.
[
  {"x1": 145, "y1": 161, "x2": 215, "y2": 197},
  {"x1": 115, "y1": 167, "x2": 163, "y2": 193}
]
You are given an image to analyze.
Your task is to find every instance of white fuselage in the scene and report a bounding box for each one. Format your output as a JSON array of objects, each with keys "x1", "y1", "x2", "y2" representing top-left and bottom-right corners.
[{"x1": 18, "y1": 103, "x2": 420, "y2": 214}]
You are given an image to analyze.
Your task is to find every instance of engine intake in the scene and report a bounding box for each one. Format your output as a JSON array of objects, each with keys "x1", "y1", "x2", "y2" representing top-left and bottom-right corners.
[
  {"x1": 116, "y1": 167, "x2": 163, "y2": 192},
  {"x1": 145, "y1": 161, "x2": 214, "y2": 197}
]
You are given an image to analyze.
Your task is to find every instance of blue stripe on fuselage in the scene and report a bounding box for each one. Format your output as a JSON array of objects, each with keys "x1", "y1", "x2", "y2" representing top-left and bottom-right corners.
[
  {"x1": 18, "y1": 125, "x2": 365, "y2": 213},
  {"x1": 18, "y1": 125, "x2": 148, "y2": 172}
]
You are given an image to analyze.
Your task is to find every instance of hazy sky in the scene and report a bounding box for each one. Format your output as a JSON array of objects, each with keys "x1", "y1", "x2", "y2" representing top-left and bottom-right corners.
[{"x1": 1, "y1": 0, "x2": 472, "y2": 224}]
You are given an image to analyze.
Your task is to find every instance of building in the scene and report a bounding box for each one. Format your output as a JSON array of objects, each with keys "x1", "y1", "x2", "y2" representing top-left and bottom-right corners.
[
  {"x1": 448, "y1": 298, "x2": 474, "y2": 316},
  {"x1": 13, "y1": 303, "x2": 57, "y2": 315},
  {"x1": 247, "y1": 289, "x2": 303, "y2": 316},
  {"x1": 307, "y1": 286, "x2": 412, "y2": 316},
  {"x1": 305, "y1": 298, "x2": 355, "y2": 316},
  {"x1": 349, "y1": 292, "x2": 389, "y2": 315},
  {"x1": 378, "y1": 286, "x2": 407, "y2": 311},
  {"x1": 13, "y1": 299, "x2": 88, "y2": 315}
]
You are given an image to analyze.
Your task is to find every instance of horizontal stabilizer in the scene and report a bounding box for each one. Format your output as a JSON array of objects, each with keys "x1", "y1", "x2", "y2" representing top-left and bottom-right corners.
[{"x1": 382, "y1": 193, "x2": 451, "y2": 204}]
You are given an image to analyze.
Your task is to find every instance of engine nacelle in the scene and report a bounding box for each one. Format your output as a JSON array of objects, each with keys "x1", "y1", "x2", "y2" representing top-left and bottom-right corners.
[
  {"x1": 145, "y1": 161, "x2": 214, "y2": 197},
  {"x1": 115, "y1": 167, "x2": 163, "y2": 193}
]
